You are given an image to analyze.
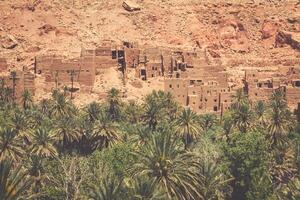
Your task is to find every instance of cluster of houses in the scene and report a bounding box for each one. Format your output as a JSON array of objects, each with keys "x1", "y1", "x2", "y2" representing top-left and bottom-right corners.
[{"x1": 0, "y1": 40, "x2": 300, "y2": 118}]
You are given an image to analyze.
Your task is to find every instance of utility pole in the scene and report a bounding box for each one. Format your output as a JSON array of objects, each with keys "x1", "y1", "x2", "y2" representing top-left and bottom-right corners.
[
  {"x1": 10, "y1": 71, "x2": 18, "y2": 104},
  {"x1": 70, "y1": 69, "x2": 76, "y2": 99}
]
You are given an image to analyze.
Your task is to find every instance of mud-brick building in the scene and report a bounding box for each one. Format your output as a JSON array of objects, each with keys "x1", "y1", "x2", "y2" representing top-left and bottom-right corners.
[
  {"x1": 244, "y1": 69, "x2": 282, "y2": 102},
  {"x1": 165, "y1": 78, "x2": 189, "y2": 106},
  {"x1": 284, "y1": 68, "x2": 300, "y2": 110},
  {"x1": 35, "y1": 41, "x2": 140, "y2": 90},
  {"x1": 245, "y1": 67, "x2": 300, "y2": 111},
  {"x1": 0, "y1": 69, "x2": 35, "y2": 102},
  {"x1": 165, "y1": 64, "x2": 235, "y2": 115},
  {"x1": 81, "y1": 41, "x2": 140, "y2": 74},
  {"x1": 35, "y1": 55, "x2": 95, "y2": 90},
  {"x1": 0, "y1": 58, "x2": 8, "y2": 72},
  {"x1": 136, "y1": 47, "x2": 199, "y2": 80},
  {"x1": 136, "y1": 48, "x2": 164, "y2": 80}
]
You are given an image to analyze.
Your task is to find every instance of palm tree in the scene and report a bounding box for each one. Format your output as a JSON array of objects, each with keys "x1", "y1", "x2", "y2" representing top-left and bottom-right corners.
[
  {"x1": 254, "y1": 100, "x2": 268, "y2": 127},
  {"x1": 50, "y1": 90, "x2": 74, "y2": 118},
  {"x1": 0, "y1": 159, "x2": 33, "y2": 200},
  {"x1": 127, "y1": 177, "x2": 165, "y2": 200},
  {"x1": 30, "y1": 128, "x2": 58, "y2": 158},
  {"x1": 107, "y1": 88, "x2": 122, "y2": 121},
  {"x1": 232, "y1": 103, "x2": 253, "y2": 133},
  {"x1": 142, "y1": 92, "x2": 167, "y2": 130},
  {"x1": 270, "y1": 145, "x2": 296, "y2": 188},
  {"x1": 198, "y1": 113, "x2": 218, "y2": 134},
  {"x1": 10, "y1": 111, "x2": 32, "y2": 144},
  {"x1": 276, "y1": 177, "x2": 300, "y2": 200},
  {"x1": 268, "y1": 89, "x2": 294, "y2": 148},
  {"x1": 21, "y1": 89, "x2": 33, "y2": 110},
  {"x1": 77, "y1": 117, "x2": 97, "y2": 155},
  {"x1": 0, "y1": 79, "x2": 11, "y2": 105},
  {"x1": 124, "y1": 100, "x2": 142, "y2": 124},
  {"x1": 195, "y1": 160, "x2": 231, "y2": 200},
  {"x1": 1, "y1": 87, "x2": 13, "y2": 105},
  {"x1": 130, "y1": 132, "x2": 201, "y2": 200},
  {"x1": 93, "y1": 109, "x2": 121, "y2": 149},
  {"x1": 266, "y1": 90, "x2": 297, "y2": 190},
  {"x1": 161, "y1": 91, "x2": 180, "y2": 121},
  {"x1": 52, "y1": 116, "x2": 80, "y2": 150},
  {"x1": 122, "y1": 124, "x2": 152, "y2": 146},
  {"x1": 40, "y1": 98, "x2": 51, "y2": 116},
  {"x1": 174, "y1": 108, "x2": 201, "y2": 149},
  {"x1": 86, "y1": 102, "x2": 102, "y2": 123},
  {"x1": 0, "y1": 128, "x2": 24, "y2": 162},
  {"x1": 87, "y1": 174, "x2": 123, "y2": 200},
  {"x1": 221, "y1": 113, "x2": 234, "y2": 142},
  {"x1": 25, "y1": 155, "x2": 47, "y2": 197},
  {"x1": 231, "y1": 88, "x2": 248, "y2": 110}
]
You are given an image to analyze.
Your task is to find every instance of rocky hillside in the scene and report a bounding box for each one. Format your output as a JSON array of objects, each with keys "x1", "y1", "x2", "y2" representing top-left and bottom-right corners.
[{"x1": 0, "y1": 0, "x2": 299, "y2": 69}]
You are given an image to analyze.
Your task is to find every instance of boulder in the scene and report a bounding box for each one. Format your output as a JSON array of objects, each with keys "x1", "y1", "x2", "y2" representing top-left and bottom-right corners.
[
  {"x1": 122, "y1": 0, "x2": 141, "y2": 12},
  {"x1": 261, "y1": 21, "x2": 278, "y2": 39},
  {"x1": 0, "y1": 34, "x2": 18, "y2": 49}
]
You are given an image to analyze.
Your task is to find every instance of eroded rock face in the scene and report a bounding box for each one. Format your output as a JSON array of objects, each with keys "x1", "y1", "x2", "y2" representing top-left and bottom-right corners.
[
  {"x1": 219, "y1": 19, "x2": 249, "y2": 53},
  {"x1": 276, "y1": 31, "x2": 300, "y2": 51}
]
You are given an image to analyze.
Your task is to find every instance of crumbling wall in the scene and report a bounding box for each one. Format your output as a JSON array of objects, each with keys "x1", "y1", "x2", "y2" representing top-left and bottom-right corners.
[
  {"x1": 35, "y1": 56, "x2": 95, "y2": 88},
  {"x1": 286, "y1": 87, "x2": 300, "y2": 109},
  {"x1": 125, "y1": 47, "x2": 140, "y2": 68},
  {"x1": 0, "y1": 70, "x2": 35, "y2": 103}
]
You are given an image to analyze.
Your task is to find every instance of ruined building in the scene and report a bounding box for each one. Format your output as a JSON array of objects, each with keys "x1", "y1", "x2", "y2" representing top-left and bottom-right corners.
[
  {"x1": 35, "y1": 55, "x2": 96, "y2": 90},
  {"x1": 0, "y1": 69, "x2": 35, "y2": 103},
  {"x1": 244, "y1": 67, "x2": 300, "y2": 112},
  {"x1": 34, "y1": 41, "x2": 140, "y2": 90}
]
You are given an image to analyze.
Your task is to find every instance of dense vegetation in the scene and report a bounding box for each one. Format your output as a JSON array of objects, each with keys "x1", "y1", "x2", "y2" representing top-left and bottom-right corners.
[{"x1": 0, "y1": 85, "x2": 299, "y2": 200}]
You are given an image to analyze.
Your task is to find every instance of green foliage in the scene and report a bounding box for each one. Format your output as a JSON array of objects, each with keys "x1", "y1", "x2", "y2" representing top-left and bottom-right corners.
[
  {"x1": 101, "y1": 143, "x2": 135, "y2": 177},
  {"x1": 0, "y1": 88, "x2": 298, "y2": 200},
  {"x1": 0, "y1": 159, "x2": 33, "y2": 200},
  {"x1": 174, "y1": 108, "x2": 201, "y2": 149},
  {"x1": 222, "y1": 131, "x2": 273, "y2": 200}
]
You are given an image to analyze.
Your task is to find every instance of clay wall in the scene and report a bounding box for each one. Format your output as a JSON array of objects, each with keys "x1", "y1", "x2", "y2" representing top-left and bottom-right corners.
[
  {"x1": 164, "y1": 78, "x2": 188, "y2": 106},
  {"x1": 125, "y1": 47, "x2": 140, "y2": 68},
  {"x1": 245, "y1": 68, "x2": 300, "y2": 105},
  {"x1": 81, "y1": 45, "x2": 120, "y2": 71},
  {"x1": 245, "y1": 69, "x2": 279, "y2": 82},
  {"x1": 35, "y1": 55, "x2": 57, "y2": 74},
  {"x1": 145, "y1": 62, "x2": 163, "y2": 78},
  {"x1": 248, "y1": 86, "x2": 275, "y2": 102},
  {"x1": 286, "y1": 86, "x2": 300, "y2": 109},
  {"x1": 36, "y1": 56, "x2": 95, "y2": 87},
  {"x1": 182, "y1": 51, "x2": 197, "y2": 67}
]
